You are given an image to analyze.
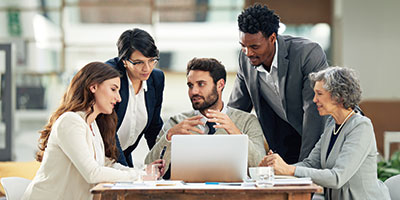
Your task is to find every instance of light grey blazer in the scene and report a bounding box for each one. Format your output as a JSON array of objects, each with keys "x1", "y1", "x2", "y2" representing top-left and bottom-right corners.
[
  {"x1": 229, "y1": 35, "x2": 328, "y2": 161},
  {"x1": 294, "y1": 113, "x2": 390, "y2": 200}
]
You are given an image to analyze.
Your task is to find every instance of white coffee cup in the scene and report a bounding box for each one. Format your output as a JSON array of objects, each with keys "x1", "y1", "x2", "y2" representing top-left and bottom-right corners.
[{"x1": 249, "y1": 167, "x2": 274, "y2": 180}]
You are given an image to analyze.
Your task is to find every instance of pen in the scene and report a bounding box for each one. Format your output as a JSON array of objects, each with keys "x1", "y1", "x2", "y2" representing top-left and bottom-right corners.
[
  {"x1": 205, "y1": 182, "x2": 219, "y2": 185},
  {"x1": 160, "y1": 146, "x2": 167, "y2": 159}
]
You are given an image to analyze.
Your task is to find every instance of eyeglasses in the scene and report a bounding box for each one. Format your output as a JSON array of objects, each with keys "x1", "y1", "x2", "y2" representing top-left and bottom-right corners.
[{"x1": 127, "y1": 57, "x2": 159, "y2": 68}]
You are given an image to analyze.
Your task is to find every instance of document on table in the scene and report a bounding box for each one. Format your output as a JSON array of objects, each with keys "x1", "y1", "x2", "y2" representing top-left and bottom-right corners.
[
  {"x1": 275, "y1": 175, "x2": 297, "y2": 179},
  {"x1": 102, "y1": 180, "x2": 186, "y2": 189},
  {"x1": 184, "y1": 182, "x2": 246, "y2": 189},
  {"x1": 273, "y1": 177, "x2": 312, "y2": 185}
]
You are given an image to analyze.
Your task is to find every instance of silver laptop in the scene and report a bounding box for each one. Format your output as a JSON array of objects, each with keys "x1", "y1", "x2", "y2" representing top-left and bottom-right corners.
[{"x1": 171, "y1": 135, "x2": 248, "y2": 182}]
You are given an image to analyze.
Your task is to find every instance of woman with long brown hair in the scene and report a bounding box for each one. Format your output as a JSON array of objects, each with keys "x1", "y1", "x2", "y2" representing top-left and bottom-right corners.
[{"x1": 23, "y1": 62, "x2": 164, "y2": 200}]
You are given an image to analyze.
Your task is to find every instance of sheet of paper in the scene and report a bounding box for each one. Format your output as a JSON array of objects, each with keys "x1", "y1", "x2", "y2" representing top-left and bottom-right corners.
[
  {"x1": 184, "y1": 183, "x2": 245, "y2": 189},
  {"x1": 274, "y1": 175, "x2": 297, "y2": 179},
  {"x1": 273, "y1": 177, "x2": 312, "y2": 185},
  {"x1": 102, "y1": 180, "x2": 186, "y2": 189}
]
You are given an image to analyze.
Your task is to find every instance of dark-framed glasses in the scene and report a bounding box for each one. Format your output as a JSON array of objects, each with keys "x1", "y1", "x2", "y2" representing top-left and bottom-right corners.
[{"x1": 127, "y1": 57, "x2": 159, "y2": 68}]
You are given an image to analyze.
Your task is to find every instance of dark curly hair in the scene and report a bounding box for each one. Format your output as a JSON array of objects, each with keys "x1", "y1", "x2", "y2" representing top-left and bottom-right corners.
[{"x1": 238, "y1": 4, "x2": 280, "y2": 38}]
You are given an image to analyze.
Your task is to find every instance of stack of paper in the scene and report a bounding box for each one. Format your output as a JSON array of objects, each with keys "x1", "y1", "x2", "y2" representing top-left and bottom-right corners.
[
  {"x1": 102, "y1": 180, "x2": 186, "y2": 189},
  {"x1": 273, "y1": 177, "x2": 312, "y2": 185},
  {"x1": 255, "y1": 177, "x2": 312, "y2": 187}
]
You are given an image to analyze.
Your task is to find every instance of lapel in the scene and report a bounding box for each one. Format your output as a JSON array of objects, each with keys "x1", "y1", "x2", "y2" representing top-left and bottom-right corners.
[
  {"x1": 325, "y1": 116, "x2": 355, "y2": 167},
  {"x1": 276, "y1": 35, "x2": 289, "y2": 112},
  {"x1": 116, "y1": 61, "x2": 129, "y2": 129},
  {"x1": 320, "y1": 125, "x2": 334, "y2": 168},
  {"x1": 76, "y1": 111, "x2": 96, "y2": 156},
  {"x1": 323, "y1": 115, "x2": 357, "y2": 168},
  {"x1": 144, "y1": 72, "x2": 155, "y2": 130},
  {"x1": 242, "y1": 52, "x2": 261, "y2": 110}
]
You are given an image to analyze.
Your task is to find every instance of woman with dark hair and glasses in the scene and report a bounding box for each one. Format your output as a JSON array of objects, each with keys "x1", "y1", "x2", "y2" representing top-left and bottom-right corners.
[{"x1": 106, "y1": 28, "x2": 165, "y2": 167}]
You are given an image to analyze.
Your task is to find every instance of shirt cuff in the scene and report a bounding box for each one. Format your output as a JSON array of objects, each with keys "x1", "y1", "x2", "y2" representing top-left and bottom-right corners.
[
  {"x1": 294, "y1": 166, "x2": 306, "y2": 177},
  {"x1": 164, "y1": 132, "x2": 172, "y2": 143}
]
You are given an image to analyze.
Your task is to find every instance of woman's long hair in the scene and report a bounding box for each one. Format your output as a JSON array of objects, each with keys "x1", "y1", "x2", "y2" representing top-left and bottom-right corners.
[{"x1": 36, "y1": 62, "x2": 121, "y2": 162}]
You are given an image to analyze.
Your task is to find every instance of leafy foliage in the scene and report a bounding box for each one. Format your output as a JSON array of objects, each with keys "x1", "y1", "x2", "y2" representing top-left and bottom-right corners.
[{"x1": 378, "y1": 150, "x2": 400, "y2": 182}]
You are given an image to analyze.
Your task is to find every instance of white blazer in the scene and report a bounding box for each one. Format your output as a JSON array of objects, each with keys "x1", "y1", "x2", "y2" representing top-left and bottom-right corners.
[{"x1": 22, "y1": 112, "x2": 140, "y2": 200}]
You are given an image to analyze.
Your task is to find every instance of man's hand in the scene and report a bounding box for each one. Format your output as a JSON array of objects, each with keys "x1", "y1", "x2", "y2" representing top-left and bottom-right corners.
[
  {"x1": 206, "y1": 109, "x2": 242, "y2": 135},
  {"x1": 166, "y1": 115, "x2": 204, "y2": 141}
]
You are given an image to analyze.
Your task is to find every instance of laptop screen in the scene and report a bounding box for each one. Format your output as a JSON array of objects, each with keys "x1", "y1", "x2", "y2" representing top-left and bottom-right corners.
[{"x1": 171, "y1": 135, "x2": 248, "y2": 182}]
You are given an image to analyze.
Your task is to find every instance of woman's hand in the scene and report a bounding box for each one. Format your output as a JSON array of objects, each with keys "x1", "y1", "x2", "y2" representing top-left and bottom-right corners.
[
  {"x1": 259, "y1": 150, "x2": 296, "y2": 176},
  {"x1": 148, "y1": 159, "x2": 166, "y2": 179}
]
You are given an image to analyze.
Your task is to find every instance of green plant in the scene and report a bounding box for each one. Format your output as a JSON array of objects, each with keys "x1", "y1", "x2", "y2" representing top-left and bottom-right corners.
[{"x1": 378, "y1": 150, "x2": 400, "y2": 182}]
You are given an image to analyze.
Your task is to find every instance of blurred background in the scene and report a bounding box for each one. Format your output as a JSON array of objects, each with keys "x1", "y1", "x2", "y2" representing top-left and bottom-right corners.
[{"x1": 0, "y1": 0, "x2": 399, "y2": 167}]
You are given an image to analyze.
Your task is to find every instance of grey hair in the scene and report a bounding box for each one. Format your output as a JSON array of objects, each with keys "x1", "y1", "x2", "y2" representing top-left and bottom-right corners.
[{"x1": 309, "y1": 66, "x2": 362, "y2": 109}]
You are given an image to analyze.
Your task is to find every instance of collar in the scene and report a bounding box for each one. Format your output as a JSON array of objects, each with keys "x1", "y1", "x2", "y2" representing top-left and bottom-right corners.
[
  {"x1": 76, "y1": 111, "x2": 87, "y2": 120},
  {"x1": 256, "y1": 40, "x2": 279, "y2": 73},
  {"x1": 194, "y1": 102, "x2": 228, "y2": 123},
  {"x1": 126, "y1": 71, "x2": 148, "y2": 92}
]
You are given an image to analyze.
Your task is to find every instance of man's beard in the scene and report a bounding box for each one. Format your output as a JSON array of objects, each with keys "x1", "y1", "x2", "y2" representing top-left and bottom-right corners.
[{"x1": 191, "y1": 86, "x2": 219, "y2": 112}]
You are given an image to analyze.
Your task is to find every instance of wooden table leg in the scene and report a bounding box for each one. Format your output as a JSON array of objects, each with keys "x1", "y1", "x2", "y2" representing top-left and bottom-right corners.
[
  {"x1": 288, "y1": 193, "x2": 311, "y2": 200},
  {"x1": 117, "y1": 193, "x2": 125, "y2": 200},
  {"x1": 92, "y1": 194, "x2": 101, "y2": 200}
]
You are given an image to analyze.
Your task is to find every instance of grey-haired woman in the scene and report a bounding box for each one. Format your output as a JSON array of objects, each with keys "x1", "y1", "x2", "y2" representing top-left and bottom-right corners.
[{"x1": 259, "y1": 66, "x2": 390, "y2": 200}]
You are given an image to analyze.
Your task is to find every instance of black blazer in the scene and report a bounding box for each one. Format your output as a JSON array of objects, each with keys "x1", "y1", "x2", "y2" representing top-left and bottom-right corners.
[{"x1": 106, "y1": 57, "x2": 165, "y2": 167}]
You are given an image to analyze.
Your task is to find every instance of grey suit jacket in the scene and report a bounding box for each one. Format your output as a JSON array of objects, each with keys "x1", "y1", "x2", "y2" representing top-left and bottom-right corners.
[
  {"x1": 294, "y1": 113, "x2": 390, "y2": 200},
  {"x1": 228, "y1": 35, "x2": 327, "y2": 161},
  {"x1": 144, "y1": 106, "x2": 266, "y2": 172}
]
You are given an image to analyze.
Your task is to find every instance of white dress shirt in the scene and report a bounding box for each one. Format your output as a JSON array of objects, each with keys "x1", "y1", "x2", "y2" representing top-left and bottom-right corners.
[
  {"x1": 117, "y1": 72, "x2": 148, "y2": 151},
  {"x1": 256, "y1": 41, "x2": 288, "y2": 122}
]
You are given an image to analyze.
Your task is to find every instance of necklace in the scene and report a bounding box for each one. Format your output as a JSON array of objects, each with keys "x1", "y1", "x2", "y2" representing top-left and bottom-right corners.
[
  {"x1": 89, "y1": 124, "x2": 95, "y2": 137},
  {"x1": 89, "y1": 123, "x2": 97, "y2": 160},
  {"x1": 333, "y1": 110, "x2": 355, "y2": 135}
]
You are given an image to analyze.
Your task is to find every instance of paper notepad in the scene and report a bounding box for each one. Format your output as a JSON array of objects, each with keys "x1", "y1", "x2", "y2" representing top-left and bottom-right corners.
[{"x1": 273, "y1": 177, "x2": 312, "y2": 185}]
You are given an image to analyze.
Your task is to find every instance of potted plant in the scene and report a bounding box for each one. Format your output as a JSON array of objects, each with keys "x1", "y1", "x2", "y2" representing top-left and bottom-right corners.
[{"x1": 378, "y1": 150, "x2": 400, "y2": 182}]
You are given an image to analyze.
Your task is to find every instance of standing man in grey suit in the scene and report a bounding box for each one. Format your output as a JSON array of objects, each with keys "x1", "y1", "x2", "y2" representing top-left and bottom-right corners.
[{"x1": 228, "y1": 4, "x2": 328, "y2": 164}]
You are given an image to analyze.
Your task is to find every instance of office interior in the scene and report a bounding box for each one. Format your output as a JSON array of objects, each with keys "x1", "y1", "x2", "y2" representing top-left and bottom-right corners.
[{"x1": 0, "y1": 0, "x2": 399, "y2": 174}]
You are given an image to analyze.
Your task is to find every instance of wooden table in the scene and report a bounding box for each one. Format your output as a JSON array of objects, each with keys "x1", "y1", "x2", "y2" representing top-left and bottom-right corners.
[{"x1": 91, "y1": 183, "x2": 323, "y2": 200}]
